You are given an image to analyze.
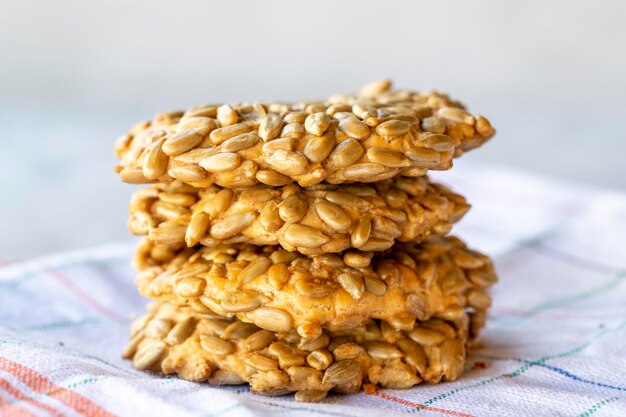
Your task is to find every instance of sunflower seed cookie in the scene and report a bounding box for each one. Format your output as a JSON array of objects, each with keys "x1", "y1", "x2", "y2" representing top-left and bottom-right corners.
[
  {"x1": 133, "y1": 236, "x2": 496, "y2": 337},
  {"x1": 115, "y1": 80, "x2": 494, "y2": 187},
  {"x1": 124, "y1": 302, "x2": 480, "y2": 401},
  {"x1": 128, "y1": 176, "x2": 469, "y2": 254}
]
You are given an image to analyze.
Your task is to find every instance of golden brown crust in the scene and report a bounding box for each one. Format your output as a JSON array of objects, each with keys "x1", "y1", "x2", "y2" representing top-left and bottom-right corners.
[
  {"x1": 115, "y1": 80, "x2": 495, "y2": 187},
  {"x1": 128, "y1": 176, "x2": 469, "y2": 255},
  {"x1": 133, "y1": 236, "x2": 497, "y2": 336},
  {"x1": 123, "y1": 302, "x2": 480, "y2": 401}
]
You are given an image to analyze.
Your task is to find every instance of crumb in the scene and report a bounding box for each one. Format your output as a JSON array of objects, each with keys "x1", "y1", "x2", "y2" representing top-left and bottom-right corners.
[
  {"x1": 472, "y1": 361, "x2": 486, "y2": 370},
  {"x1": 363, "y1": 383, "x2": 377, "y2": 395}
]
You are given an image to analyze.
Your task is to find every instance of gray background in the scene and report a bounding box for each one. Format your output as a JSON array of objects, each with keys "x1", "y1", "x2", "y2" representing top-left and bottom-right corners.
[{"x1": 1, "y1": 0, "x2": 625, "y2": 261}]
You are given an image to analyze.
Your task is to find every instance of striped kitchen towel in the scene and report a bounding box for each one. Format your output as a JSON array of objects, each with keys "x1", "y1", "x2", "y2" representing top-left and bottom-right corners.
[{"x1": 1, "y1": 166, "x2": 625, "y2": 417}]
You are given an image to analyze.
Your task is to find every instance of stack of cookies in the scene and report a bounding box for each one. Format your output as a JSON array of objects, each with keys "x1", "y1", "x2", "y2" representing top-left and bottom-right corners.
[{"x1": 114, "y1": 80, "x2": 497, "y2": 402}]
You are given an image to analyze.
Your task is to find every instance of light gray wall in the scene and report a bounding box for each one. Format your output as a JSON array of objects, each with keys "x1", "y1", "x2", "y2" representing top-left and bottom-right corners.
[{"x1": 1, "y1": 0, "x2": 625, "y2": 260}]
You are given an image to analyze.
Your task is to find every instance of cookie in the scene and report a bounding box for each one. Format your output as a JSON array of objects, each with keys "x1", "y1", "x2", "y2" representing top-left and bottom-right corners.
[
  {"x1": 133, "y1": 236, "x2": 496, "y2": 337},
  {"x1": 115, "y1": 80, "x2": 494, "y2": 188},
  {"x1": 129, "y1": 176, "x2": 469, "y2": 254},
  {"x1": 123, "y1": 302, "x2": 480, "y2": 401}
]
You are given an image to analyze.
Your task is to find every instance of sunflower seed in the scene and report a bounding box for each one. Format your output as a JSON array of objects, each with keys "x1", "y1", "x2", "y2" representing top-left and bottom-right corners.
[
  {"x1": 451, "y1": 249, "x2": 486, "y2": 269},
  {"x1": 246, "y1": 307, "x2": 293, "y2": 332},
  {"x1": 284, "y1": 111, "x2": 308, "y2": 124},
  {"x1": 307, "y1": 350, "x2": 334, "y2": 370},
  {"x1": 351, "y1": 217, "x2": 371, "y2": 248},
  {"x1": 163, "y1": 129, "x2": 205, "y2": 156},
  {"x1": 199, "y1": 334, "x2": 236, "y2": 355},
  {"x1": 122, "y1": 331, "x2": 145, "y2": 359},
  {"x1": 259, "y1": 113, "x2": 284, "y2": 141},
  {"x1": 243, "y1": 352, "x2": 279, "y2": 371},
  {"x1": 422, "y1": 134, "x2": 455, "y2": 152},
  {"x1": 352, "y1": 103, "x2": 377, "y2": 120},
  {"x1": 294, "y1": 389, "x2": 328, "y2": 403},
  {"x1": 342, "y1": 163, "x2": 392, "y2": 182},
  {"x1": 467, "y1": 288, "x2": 492, "y2": 309},
  {"x1": 267, "y1": 263, "x2": 290, "y2": 288},
  {"x1": 185, "y1": 212, "x2": 210, "y2": 246},
  {"x1": 397, "y1": 338, "x2": 427, "y2": 375},
  {"x1": 475, "y1": 115, "x2": 494, "y2": 135},
  {"x1": 339, "y1": 118, "x2": 370, "y2": 140},
  {"x1": 120, "y1": 167, "x2": 149, "y2": 184},
  {"x1": 210, "y1": 122, "x2": 253, "y2": 145},
  {"x1": 208, "y1": 369, "x2": 245, "y2": 385},
  {"x1": 322, "y1": 360, "x2": 360, "y2": 385},
  {"x1": 209, "y1": 212, "x2": 257, "y2": 239},
  {"x1": 408, "y1": 327, "x2": 445, "y2": 346},
  {"x1": 266, "y1": 149, "x2": 309, "y2": 176},
  {"x1": 133, "y1": 342, "x2": 166, "y2": 370},
  {"x1": 359, "y1": 79, "x2": 392, "y2": 97},
  {"x1": 440, "y1": 339, "x2": 465, "y2": 380},
  {"x1": 184, "y1": 105, "x2": 218, "y2": 118},
  {"x1": 363, "y1": 341, "x2": 403, "y2": 360},
  {"x1": 242, "y1": 330, "x2": 275, "y2": 352},
  {"x1": 421, "y1": 116, "x2": 446, "y2": 134},
  {"x1": 304, "y1": 112, "x2": 331, "y2": 136},
  {"x1": 257, "y1": 200, "x2": 283, "y2": 232},
  {"x1": 143, "y1": 138, "x2": 169, "y2": 179},
  {"x1": 256, "y1": 169, "x2": 292, "y2": 186},
  {"x1": 221, "y1": 321, "x2": 259, "y2": 340},
  {"x1": 177, "y1": 116, "x2": 217, "y2": 132},
  {"x1": 221, "y1": 290, "x2": 265, "y2": 312},
  {"x1": 337, "y1": 272, "x2": 365, "y2": 300},
  {"x1": 217, "y1": 104, "x2": 238, "y2": 126},
  {"x1": 202, "y1": 189, "x2": 233, "y2": 219},
  {"x1": 158, "y1": 192, "x2": 196, "y2": 207},
  {"x1": 280, "y1": 122, "x2": 305, "y2": 139},
  {"x1": 404, "y1": 148, "x2": 442, "y2": 167},
  {"x1": 406, "y1": 294, "x2": 428, "y2": 321},
  {"x1": 218, "y1": 132, "x2": 259, "y2": 152},
  {"x1": 343, "y1": 252, "x2": 370, "y2": 269},
  {"x1": 278, "y1": 353, "x2": 306, "y2": 368},
  {"x1": 323, "y1": 191, "x2": 367, "y2": 208},
  {"x1": 175, "y1": 276, "x2": 206, "y2": 297},
  {"x1": 269, "y1": 249, "x2": 299, "y2": 264},
  {"x1": 262, "y1": 138, "x2": 297, "y2": 155},
  {"x1": 333, "y1": 112, "x2": 357, "y2": 120},
  {"x1": 148, "y1": 223, "x2": 186, "y2": 245},
  {"x1": 367, "y1": 147, "x2": 410, "y2": 168},
  {"x1": 268, "y1": 341, "x2": 298, "y2": 357},
  {"x1": 198, "y1": 152, "x2": 241, "y2": 172},
  {"x1": 327, "y1": 139, "x2": 364, "y2": 168},
  {"x1": 165, "y1": 317, "x2": 195, "y2": 345},
  {"x1": 199, "y1": 296, "x2": 228, "y2": 316},
  {"x1": 284, "y1": 224, "x2": 330, "y2": 248},
  {"x1": 172, "y1": 147, "x2": 214, "y2": 164},
  {"x1": 437, "y1": 107, "x2": 475, "y2": 125},
  {"x1": 358, "y1": 238, "x2": 393, "y2": 252},
  {"x1": 314, "y1": 199, "x2": 352, "y2": 231},
  {"x1": 303, "y1": 132, "x2": 336, "y2": 162},
  {"x1": 467, "y1": 268, "x2": 498, "y2": 287},
  {"x1": 363, "y1": 275, "x2": 386, "y2": 296},
  {"x1": 375, "y1": 120, "x2": 411, "y2": 137},
  {"x1": 295, "y1": 320, "x2": 322, "y2": 340},
  {"x1": 238, "y1": 257, "x2": 272, "y2": 285},
  {"x1": 168, "y1": 165, "x2": 208, "y2": 182},
  {"x1": 278, "y1": 194, "x2": 308, "y2": 223},
  {"x1": 372, "y1": 215, "x2": 401, "y2": 237},
  {"x1": 295, "y1": 278, "x2": 333, "y2": 298}
]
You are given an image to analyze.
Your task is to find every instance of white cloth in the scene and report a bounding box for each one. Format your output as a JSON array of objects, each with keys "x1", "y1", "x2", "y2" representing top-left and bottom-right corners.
[{"x1": 1, "y1": 166, "x2": 625, "y2": 417}]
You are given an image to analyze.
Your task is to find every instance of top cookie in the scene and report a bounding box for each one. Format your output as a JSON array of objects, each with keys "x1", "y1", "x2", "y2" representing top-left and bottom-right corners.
[{"x1": 115, "y1": 80, "x2": 495, "y2": 188}]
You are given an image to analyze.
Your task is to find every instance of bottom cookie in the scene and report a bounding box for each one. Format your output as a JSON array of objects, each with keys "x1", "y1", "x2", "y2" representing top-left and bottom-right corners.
[{"x1": 123, "y1": 303, "x2": 483, "y2": 402}]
